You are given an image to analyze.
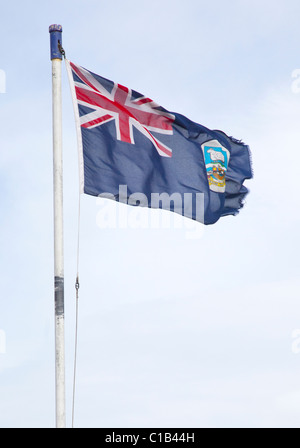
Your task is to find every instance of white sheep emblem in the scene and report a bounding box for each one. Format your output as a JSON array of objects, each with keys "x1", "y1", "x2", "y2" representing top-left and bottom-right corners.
[{"x1": 207, "y1": 148, "x2": 225, "y2": 163}]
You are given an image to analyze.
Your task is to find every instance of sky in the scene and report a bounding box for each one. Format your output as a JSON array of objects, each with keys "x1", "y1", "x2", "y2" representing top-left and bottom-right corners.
[{"x1": 0, "y1": 0, "x2": 300, "y2": 428}]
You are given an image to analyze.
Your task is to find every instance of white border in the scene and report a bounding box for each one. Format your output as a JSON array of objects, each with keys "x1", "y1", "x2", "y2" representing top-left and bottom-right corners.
[{"x1": 65, "y1": 59, "x2": 85, "y2": 194}]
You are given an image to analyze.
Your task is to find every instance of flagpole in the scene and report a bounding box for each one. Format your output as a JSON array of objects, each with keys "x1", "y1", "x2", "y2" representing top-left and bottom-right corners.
[{"x1": 49, "y1": 24, "x2": 66, "y2": 428}]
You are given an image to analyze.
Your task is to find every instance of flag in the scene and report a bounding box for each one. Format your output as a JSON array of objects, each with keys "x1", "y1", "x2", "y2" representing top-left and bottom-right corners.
[{"x1": 66, "y1": 60, "x2": 253, "y2": 225}]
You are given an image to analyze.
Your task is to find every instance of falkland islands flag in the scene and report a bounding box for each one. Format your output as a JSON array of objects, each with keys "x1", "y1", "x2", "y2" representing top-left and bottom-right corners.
[{"x1": 66, "y1": 60, "x2": 252, "y2": 225}]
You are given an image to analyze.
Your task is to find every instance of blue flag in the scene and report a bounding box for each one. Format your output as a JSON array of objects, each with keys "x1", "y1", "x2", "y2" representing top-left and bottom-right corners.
[{"x1": 67, "y1": 60, "x2": 252, "y2": 225}]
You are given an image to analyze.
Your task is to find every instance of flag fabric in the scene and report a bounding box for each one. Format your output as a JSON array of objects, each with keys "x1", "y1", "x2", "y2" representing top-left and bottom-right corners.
[{"x1": 66, "y1": 60, "x2": 253, "y2": 225}]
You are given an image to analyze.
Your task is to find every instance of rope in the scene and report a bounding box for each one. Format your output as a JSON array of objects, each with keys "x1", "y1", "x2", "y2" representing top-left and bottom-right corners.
[
  {"x1": 58, "y1": 40, "x2": 66, "y2": 59},
  {"x1": 72, "y1": 194, "x2": 81, "y2": 428}
]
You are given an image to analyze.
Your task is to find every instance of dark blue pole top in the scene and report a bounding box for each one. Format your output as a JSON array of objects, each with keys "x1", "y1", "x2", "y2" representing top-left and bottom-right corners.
[{"x1": 49, "y1": 24, "x2": 63, "y2": 60}]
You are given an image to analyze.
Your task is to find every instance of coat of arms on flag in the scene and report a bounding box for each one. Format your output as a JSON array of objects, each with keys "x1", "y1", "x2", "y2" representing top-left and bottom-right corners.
[{"x1": 201, "y1": 140, "x2": 230, "y2": 193}]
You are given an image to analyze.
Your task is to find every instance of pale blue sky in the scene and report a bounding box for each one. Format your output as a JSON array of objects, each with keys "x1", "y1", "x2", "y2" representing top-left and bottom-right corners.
[{"x1": 1, "y1": 0, "x2": 300, "y2": 428}]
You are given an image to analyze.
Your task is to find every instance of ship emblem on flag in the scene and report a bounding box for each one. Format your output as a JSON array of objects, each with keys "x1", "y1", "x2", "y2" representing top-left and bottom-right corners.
[{"x1": 69, "y1": 62, "x2": 175, "y2": 157}]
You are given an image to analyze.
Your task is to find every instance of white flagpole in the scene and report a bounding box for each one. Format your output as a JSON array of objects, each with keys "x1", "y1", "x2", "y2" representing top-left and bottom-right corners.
[{"x1": 49, "y1": 24, "x2": 66, "y2": 428}]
